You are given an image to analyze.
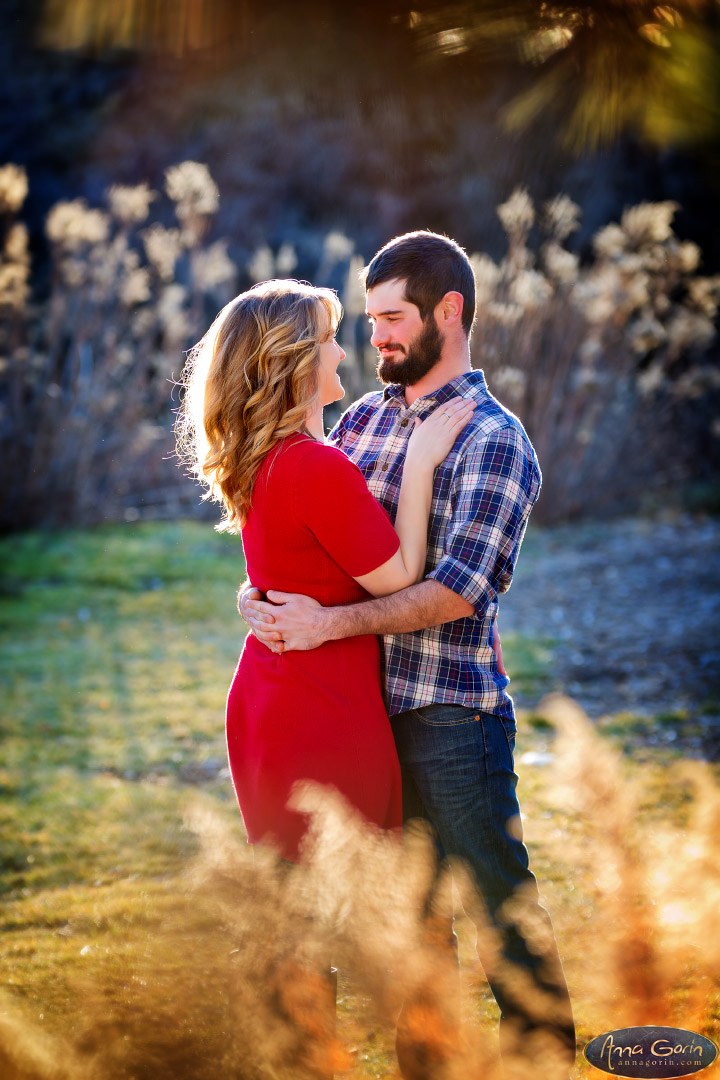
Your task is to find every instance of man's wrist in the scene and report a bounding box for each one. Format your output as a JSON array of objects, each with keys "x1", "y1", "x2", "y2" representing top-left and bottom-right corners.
[
  {"x1": 312, "y1": 600, "x2": 368, "y2": 644},
  {"x1": 320, "y1": 603, "x2": 350, "y2": 643},
  {"x1": 322, "y1": 581, "x2": 473, "y2": 640}
]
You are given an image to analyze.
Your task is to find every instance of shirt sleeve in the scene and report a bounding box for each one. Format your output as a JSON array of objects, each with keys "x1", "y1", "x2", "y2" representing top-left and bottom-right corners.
[
  {"x1": 427, "y1": 425, "x2": 540, "y2": 616},
  {"x1": 292, "y1": 442, "x2": 400, "y2": 578},
  {"x1": 326, "y1": 413, "x2": 345, "y2": 448}
]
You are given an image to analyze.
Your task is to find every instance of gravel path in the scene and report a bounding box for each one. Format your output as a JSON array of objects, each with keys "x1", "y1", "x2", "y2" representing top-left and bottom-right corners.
[{"x1": 499, "y1": 515, "x2": 720, "y2": 751}]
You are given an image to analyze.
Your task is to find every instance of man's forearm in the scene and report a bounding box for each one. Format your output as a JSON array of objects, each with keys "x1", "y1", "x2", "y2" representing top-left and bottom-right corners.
[{"x1": 323, "y1": 579, "x2": 474, "y2": 641}]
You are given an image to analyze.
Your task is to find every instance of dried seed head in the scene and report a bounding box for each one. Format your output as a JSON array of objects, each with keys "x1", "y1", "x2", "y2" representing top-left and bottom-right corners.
[
  {"x1": 192, "y1": 240, "x2": 236, "y2": 292},
  {"x1": 165, "y1": 161, "x2": 219, "y2": 219},
  {"x1": 108, "y1": 182, "x2": 156, "y2": 225},
  {"x1": 0, "y1": 164, "x2": 28, "y2": 214},
  {"x1": 497, "y1": 187, "x2": 535, "y2": 238},
  {"x1": 142, "y1": 224, "x2": 183, "y2": 283},
  {"x1": 542, "y1": 194, "x2": 580, "y2": 242},
  {"x1": 247, "y1": 245, "x2": 275, "y2": 283},
  {"x1": 46, "y1": 199, "x2": 110, "y2": 250},
  {"x1": 511, "y1": 268, "x2": 553, "y2": 310},
  {"x1": 621, "y1": 200, "x2": 678, "y2": 246}
]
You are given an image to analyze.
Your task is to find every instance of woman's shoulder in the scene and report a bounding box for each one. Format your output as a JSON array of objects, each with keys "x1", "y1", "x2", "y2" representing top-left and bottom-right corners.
[
  {"x1": 273, "y1": 434, "x2": 355, "y2": 476},
  {"x1": 265, "y1": 436, "x2": 367, "y2": 517}
]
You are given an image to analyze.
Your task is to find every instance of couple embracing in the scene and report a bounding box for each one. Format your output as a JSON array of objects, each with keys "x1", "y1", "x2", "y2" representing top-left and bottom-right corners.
[{"x1": 180, "y1": 230, "x2": 575, "y2": 1076}]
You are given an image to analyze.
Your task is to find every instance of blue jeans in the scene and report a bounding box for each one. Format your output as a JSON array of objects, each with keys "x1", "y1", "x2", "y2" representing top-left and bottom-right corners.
[{"x1": 391, "y1": 704, "x2": 575, "y2": 1069}]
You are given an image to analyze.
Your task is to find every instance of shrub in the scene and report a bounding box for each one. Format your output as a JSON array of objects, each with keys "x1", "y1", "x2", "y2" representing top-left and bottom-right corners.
[
  {"x1": 0, "y1": 162, "x2": 236, "y2": 530},
  {"x1": 1, "y1": 169, "x2": 718, "y2": 531},
  {"x1": 469, "y1": 191, "x2": 720, "y2": 521}
]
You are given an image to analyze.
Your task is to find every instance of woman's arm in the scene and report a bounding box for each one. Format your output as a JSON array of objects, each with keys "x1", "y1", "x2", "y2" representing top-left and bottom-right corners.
[
  {"x1": 492, "y1": 619, "x2": 506, "y2": 675},
  {"x1": 354, "y1": 397, "x2": 474, "y2": 597}
]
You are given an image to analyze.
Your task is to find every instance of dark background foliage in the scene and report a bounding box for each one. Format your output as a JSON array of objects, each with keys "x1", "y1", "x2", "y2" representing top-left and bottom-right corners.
[
  {"x1": 1, "y1": 0, "x2": 720, "y2": 528},
  {"x1": 5, "y1": 0, "x2": 720, "y2": 274}
]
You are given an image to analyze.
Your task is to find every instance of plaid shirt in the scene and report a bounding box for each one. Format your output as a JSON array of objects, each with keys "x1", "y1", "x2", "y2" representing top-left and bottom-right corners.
[{"x1": 328, "y1": 370, "x2": 541, "y2": 720}]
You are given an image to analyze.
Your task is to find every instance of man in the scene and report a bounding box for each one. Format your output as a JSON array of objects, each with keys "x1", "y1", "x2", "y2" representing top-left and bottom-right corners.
[{"x1": 241, "y1": 231, "x2": 575, "y2": 1074}]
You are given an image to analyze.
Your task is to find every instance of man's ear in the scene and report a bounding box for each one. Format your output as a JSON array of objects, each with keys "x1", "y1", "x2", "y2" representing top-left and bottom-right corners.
[{"x1": 438, "y1": 291, "x2": 464, "y2": 327}]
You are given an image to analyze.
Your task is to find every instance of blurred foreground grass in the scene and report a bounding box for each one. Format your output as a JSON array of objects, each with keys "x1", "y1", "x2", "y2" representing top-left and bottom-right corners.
[{"x1": 1, "y1": 523, "x2": 718, "y2": 1078}]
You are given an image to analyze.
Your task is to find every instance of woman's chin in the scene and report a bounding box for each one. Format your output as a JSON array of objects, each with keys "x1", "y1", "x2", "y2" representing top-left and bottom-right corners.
[{"x1": 321, "y1": 390, "x2": 345, "y2": 407}]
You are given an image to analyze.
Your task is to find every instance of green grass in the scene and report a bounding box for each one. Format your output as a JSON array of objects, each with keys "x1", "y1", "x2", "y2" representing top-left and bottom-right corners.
[
  {"x1": 499, "y1": 632, "x2": 556, "y2": 699},
  {"x1": 0, "y1": 522, "x2": 247, "y2": 897}
]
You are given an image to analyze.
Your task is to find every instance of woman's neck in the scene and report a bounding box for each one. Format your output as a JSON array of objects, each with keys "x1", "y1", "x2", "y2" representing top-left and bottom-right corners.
[{"x1": 304, "y1": 402, "x2": 325, "y2": 442}]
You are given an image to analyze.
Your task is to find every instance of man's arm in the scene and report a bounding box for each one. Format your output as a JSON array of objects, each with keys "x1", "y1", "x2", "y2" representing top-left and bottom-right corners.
[
  {"x1": 246, "y1": 579, "x2": 473, "y2": 652},
  {"x1": 246, "y1": 422, "x2": 536, "y2": 654}
]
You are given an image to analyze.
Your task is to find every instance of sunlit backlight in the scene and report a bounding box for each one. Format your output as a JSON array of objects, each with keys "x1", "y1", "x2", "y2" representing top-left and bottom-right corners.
[
  {"x1": 594, "y1": 865, "x2": 622, "y2": 894},
  {"x1": 640, "y1": 23, "x2": 672, "y2": 47},
  {"x1": 433, "y1": 27, "x2": 469, "y2": 56},
  {"x1": 38, "y1": 0, "x2": 240, "y2": 54},
  {"x1": 523, "y1": 26, "x2": 574, "y2": 64},
  {"x1": 659, "y1": 902, "x2": 694, "y2": 926},
  {"x1": 654, "y1": 5, "x2": 684, "y2": 28}
]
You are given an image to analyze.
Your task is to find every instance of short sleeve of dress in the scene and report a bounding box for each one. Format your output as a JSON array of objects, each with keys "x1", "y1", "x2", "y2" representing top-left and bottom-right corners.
[{"x1": 291, "y1": 441, "x2": 400, "y2": 578}]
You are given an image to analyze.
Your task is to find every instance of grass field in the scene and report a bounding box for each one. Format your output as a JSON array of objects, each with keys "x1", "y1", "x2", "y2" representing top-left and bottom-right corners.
[{"x1": 1, "y1": 522, "x2": 719, "y2": 1079}]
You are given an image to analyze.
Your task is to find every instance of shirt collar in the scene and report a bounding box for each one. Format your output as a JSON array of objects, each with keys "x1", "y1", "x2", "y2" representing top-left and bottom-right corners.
[{"x1": 382, "y1": 369, "x2": 488, "y2": 409}]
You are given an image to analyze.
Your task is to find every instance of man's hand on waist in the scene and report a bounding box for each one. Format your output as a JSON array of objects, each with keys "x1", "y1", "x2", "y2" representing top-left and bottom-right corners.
[
  {"x1": 239, "y1": 581, "x2": 286, "y2": 653},
  {"x1": 246, "y1": 591, "x2": 330, "y2": 652}
]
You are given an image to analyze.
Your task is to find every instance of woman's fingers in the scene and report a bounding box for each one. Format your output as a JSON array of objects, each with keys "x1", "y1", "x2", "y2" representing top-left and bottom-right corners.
[
  {"x1": 419, "y1": 399, "x2": 473, "y2": 433},
  {"x1": 449, "y1": 406, "x2": 474, "y2": 430},
  {"x1": 427, "y1": 399, "x2": 475, "y2": 438},
  {"x1": 439, "y1": 401, "x2": 474, "y2": 437},
  {"x1": 431, "y1": 399, "x2": 473, "y2": 426},
  {"x1": 442, "y1": 398, "x2": 474, "y2": 420},
  {"x1": 406, "y1": 397, "x2": 475, "y2": 468}
]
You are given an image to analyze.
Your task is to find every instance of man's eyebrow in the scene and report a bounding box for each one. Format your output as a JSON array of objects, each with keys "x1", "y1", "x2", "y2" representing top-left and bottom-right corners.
[{"x1": 365, "y1": 308, "x2": 404, "y2": 317}]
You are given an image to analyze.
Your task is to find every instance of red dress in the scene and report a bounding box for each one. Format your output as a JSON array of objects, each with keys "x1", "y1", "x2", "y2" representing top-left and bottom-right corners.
[{"x1": 226, "y1": 434, "x2": 403, "y2": 861}]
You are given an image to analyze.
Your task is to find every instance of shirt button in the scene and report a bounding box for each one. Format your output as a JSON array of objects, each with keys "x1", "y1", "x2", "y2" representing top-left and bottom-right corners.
[
  {"x1": 381, "y1": 462, "x2": 388, "y2": 470},
  {"x1": 400, "y1": 418, "x2": 408, "y2": 427}
]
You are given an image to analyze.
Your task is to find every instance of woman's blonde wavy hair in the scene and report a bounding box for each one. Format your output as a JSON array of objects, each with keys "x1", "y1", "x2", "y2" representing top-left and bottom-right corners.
[{"x1": 177, "y1": 279, "x2": 342, "y2": 532}]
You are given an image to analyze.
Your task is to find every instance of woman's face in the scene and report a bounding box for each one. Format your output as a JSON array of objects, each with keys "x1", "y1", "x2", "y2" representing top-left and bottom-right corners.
[{"x1": 317, "y1": 334, "x2": 346, "y2": 406}]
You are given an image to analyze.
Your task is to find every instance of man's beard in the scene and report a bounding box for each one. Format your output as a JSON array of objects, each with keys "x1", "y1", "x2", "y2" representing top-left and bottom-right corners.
[{"x1": 376, "y1": 316, "x2": 443, "y2": 387}]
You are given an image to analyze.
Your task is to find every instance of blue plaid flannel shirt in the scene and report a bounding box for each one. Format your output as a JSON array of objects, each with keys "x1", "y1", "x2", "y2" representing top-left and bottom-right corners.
[{"x1": 328, "y1": 370, "x2": 541, "y2": 720}]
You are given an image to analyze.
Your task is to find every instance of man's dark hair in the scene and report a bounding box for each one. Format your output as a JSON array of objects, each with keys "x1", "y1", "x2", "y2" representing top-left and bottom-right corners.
[{"x1": 362, "y1": 230, "x2": 476, "y2": 336}]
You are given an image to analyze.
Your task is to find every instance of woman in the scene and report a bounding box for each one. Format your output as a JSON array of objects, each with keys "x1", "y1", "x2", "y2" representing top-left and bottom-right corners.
[{"x1": 178, "y1": 280, "x2": 473, "y2": 862}]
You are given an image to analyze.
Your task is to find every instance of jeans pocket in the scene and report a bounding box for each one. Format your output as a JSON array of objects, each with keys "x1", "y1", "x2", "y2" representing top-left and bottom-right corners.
[
  {"x1": 500, "y1": 716, "x2": 517, "y2": 753},
  {"x1": 414, "y1": 704, "x2": 483, "y2": 727}
]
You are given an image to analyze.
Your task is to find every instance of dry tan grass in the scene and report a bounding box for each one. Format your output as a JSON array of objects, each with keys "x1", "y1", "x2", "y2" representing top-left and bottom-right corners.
[{"x1": 1, "y1": 696, "x2": 719, "y2": 1079}]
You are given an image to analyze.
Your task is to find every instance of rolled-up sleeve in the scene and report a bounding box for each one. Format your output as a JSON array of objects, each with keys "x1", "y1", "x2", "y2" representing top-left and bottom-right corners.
[{"x1": 427, "y1": 424, "x2": 540, "y2": 615}]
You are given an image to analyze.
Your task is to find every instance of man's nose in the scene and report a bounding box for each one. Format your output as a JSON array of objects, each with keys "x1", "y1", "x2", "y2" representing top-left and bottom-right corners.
[{"x1": 370, "y1": 325, "x2": 386, "y2": 348}]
